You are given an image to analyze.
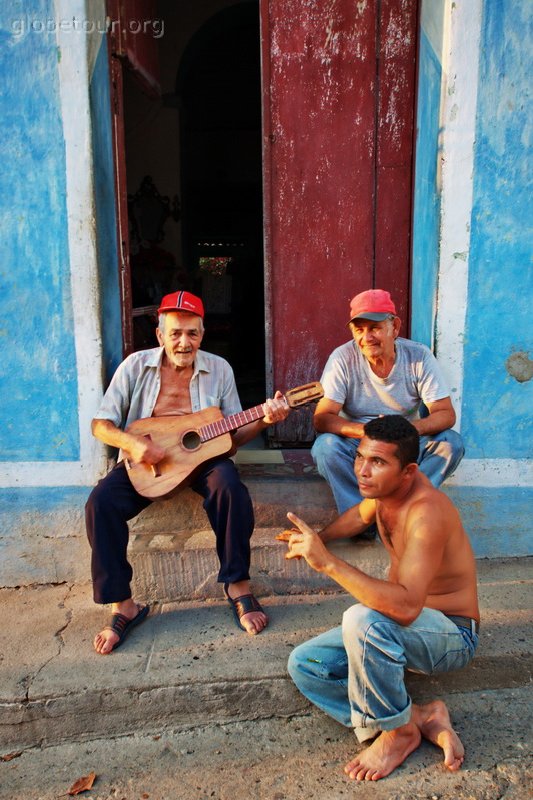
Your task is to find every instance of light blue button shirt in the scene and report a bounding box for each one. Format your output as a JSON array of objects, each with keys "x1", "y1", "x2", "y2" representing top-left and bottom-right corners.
[{"x1": 94, "y1": 347, "x2": 243, "y2": 431}]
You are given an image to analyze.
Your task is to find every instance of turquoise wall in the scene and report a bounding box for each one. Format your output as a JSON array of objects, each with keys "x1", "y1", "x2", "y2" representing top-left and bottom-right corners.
[
  {"x1": 89, "y1": 36, "x2": 122, "y2": 384},
  {"x1": 0, "y1": 0, "x2": 79, "y2": 461},
  {"x1": 411, "y1": 27, "x2": 442, "y2": 347},
  {"x1": 461, "y1": 1, "x2": 533, "y2": 459}
]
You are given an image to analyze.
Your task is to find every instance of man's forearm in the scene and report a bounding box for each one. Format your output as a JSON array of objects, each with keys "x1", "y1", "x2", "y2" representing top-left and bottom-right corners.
[
  {"x1": 413, "y1": 409, "x2": 455, "y2": 436},
  {"x1": 314, "y1": 412, "x2": 365, "y2": 439},
  {"x1": 320, "y1": 553, "x2": 418, "y2": 625},
  {"x1": 320, "y1": 504, "x2": 375, "y2": 543},
  {"x1": 91, "y1": 418, "x2": 129, "y2": 450},
  {"x1": 91, "y1": 418, "x2": 143, "y2": 458}
]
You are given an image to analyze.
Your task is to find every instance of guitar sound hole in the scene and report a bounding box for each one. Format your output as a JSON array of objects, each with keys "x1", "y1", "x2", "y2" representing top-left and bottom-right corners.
[{"x1": 182, "y1": 430, "x2": 202, "y2": 451}]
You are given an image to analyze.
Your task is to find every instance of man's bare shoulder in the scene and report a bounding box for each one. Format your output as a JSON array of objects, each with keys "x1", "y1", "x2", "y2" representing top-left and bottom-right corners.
[
  {"x1": 360, "y1": 497, "x2": 377, "y2": 519},
  {"x1": 405, "y1": 475, "x2": 460, "y2": 524}
]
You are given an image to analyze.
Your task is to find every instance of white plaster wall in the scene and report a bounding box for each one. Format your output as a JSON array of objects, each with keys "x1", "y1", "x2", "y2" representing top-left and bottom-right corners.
[{"x1": 433, "y1": 0, "x2": 532, "y2": 489}]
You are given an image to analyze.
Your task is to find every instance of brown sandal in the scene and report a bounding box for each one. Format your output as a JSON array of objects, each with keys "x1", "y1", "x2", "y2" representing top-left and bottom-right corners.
[
  {"x1": 101, "y1": 604, "x2": 149, "y2": 651},
  {"x1": 223, "y1": 584, "x2": 265, "y2": 631}
]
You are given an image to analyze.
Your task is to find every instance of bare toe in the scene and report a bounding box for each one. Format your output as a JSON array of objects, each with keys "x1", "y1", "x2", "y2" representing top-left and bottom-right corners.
[
  {"x1": 413, "y1": 700, "x2": 464, "y2": 770},
  {"x1": 345, "y1": 725, "x2": 421, "y2": 782},
  {"x1": 240, "y1": 611, "x2": 268, "y2": 635},
  {"x1": 94, "y1": 629, "x2": 119, "y2": 655}
]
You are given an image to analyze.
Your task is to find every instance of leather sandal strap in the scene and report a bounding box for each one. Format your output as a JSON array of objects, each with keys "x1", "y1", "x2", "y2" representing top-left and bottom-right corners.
[{"x1": 232, "y1": 593, "x2": 263, "y2": 619}]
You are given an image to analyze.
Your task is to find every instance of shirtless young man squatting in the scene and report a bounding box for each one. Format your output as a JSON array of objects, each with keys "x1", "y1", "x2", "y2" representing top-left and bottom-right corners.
[{"x1": 280, "y1": 415, "x2": 479, "y2": 782}]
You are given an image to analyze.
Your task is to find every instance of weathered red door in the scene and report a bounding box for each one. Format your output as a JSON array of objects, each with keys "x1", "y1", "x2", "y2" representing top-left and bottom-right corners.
[
  {"x1": 107, "y1": 0, "x2": 161, "y2": 356},
  {"x1": 261, "y1": 0, "x2": 419, "y2": 443}
]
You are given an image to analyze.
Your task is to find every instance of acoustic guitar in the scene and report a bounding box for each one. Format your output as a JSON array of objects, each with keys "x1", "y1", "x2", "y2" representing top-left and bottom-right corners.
[{"x1": 124, "y1": 382, "x2": 324, "y2": 499}]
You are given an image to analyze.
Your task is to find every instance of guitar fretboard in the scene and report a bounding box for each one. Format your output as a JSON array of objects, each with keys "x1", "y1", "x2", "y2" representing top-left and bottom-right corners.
[{"x1": 199, "y1": 405, "x2": 265, "y2": 442}]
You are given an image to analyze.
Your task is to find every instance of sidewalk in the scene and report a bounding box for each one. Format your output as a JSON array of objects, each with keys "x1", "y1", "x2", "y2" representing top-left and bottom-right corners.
[{"x1": 1, "y1": 557, "x2": 531, "y2": 799}]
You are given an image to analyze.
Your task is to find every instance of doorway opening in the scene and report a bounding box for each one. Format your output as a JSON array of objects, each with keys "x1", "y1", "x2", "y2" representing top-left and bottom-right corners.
[{"x1": 122, "y1": 1, "x2": 265, "y2": 409}]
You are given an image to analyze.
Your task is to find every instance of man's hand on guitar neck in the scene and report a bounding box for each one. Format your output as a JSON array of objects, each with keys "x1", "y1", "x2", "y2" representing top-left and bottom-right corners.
[{"x1": 261, "y1": 390, "x2": 290, "y2": 425}]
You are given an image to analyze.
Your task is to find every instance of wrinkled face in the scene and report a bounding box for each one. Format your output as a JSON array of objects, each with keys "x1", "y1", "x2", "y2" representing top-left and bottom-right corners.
[
  {"x1": 156, "y1": 311, "x2": 204, "y2": 370},
  {"x1": 354, "y1": 436, "x2": 405, "y2": 499},
  {"x1": 349, "y1": 317, "x2": 400, "y2": 361}
]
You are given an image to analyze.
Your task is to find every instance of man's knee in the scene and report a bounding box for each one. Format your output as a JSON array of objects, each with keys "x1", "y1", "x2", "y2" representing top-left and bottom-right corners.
[
  {"x1": 206, "y1": 460, "x2": 251, "y2": 503},
  {"x1": 443, "y1": 428, "x2": 465, "y2": 461},
  {"x1": 342, "y1": 603, "x2": 377, "y2": 640},
  {"x1": 424, "y1": 429, "x2": 464, "y2": 457},
  {"x1": 419, "y1": 429, "x2": 465, "y2": 484},
  {"x1": 288, "y1": 639, "x2": 318, "y2": 683},
  {"x1": 341, "y1": 604, "x2": 397, "y2": 651},
  {"x1": 85, "y1": 479, "x2": 110, "y2": 518},
  {"x1": 288, "y1": 641, "x2": 305, "y2": 678},
  {"x1": 312, "y1": 432, "x2": 350, "y2": 466},
  {"x1": 342, "y1": 605, "x2": 404, "y2": 666},
  {"x1": 208, "y1": 460, "x2": 239, "y2": 487}
]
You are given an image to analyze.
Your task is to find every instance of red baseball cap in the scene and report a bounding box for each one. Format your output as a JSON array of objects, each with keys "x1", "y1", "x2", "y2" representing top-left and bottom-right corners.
[
  {"x1": 348, "y1": 289, "x2": 397, "y2": 323},
  {"x1": 158, "y1": 290, "x2": 204, "y2": 318}
]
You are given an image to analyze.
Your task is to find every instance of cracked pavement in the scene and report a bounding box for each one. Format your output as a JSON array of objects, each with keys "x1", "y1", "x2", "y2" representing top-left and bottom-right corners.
[{"x1": 0, "y1": 559, "x2": 531, "y2": 799}]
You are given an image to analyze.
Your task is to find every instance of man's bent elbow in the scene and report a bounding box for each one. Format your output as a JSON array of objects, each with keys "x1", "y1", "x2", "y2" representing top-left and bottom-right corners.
[
  {"x1": 313, "y1": 413, "x2": 330, "y2": 433},
  {"x1": 393, "y1": 600, "x2": 424, "y2": 627},
  {"x1": 399, "y1": 612, "x2": 420, "y2": 627}
]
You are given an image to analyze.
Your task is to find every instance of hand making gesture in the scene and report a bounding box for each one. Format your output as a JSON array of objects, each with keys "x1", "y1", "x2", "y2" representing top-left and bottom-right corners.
[{"x1": 280, "y1": 511, "x2": 330, "y2": 572}]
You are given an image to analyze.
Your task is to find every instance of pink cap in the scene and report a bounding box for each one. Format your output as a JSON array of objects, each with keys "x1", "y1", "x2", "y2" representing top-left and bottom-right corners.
[
  {"x1": 158, "y1": 291, "x2": 204, "y2": 319},
  {"x1": 348, "y1": 289, "x2": 397, "y2": 323}
]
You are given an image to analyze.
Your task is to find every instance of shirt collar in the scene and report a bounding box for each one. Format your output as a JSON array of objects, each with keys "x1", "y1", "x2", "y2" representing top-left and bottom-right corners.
[
  {"x1": 146, "y1": 347, "x2": 165, "y2": 368},
  {"x1": 192, "y1": 349, "x2": 211, "y2": 378}
]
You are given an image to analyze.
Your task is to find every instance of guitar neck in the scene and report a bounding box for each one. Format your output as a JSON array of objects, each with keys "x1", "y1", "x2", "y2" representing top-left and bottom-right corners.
[{"x1": 199, "y1": 405, "x2": 266, "y2": 442}]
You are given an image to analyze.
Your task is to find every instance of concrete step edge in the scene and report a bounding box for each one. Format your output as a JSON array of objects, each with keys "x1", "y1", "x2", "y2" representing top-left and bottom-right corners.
[{"x1": 1, "y1": 649, "x2": 531, "y2": 752}]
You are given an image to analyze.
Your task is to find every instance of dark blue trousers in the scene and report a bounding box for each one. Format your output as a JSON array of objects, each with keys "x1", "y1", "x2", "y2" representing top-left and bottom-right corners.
[{"x1": 85, "y1": 459, "x2": 254, "y2": 604}]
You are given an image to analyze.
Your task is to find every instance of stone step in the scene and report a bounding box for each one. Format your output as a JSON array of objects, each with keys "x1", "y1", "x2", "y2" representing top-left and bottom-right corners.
[
  {"x1": 1, "y1": 558, "x2": 531, "y2": 751},
  {"x1": 129, "y1": 526, "x2": 385, "y2": 603},
  {"x1": 128, "y1": 451, "x2": 337, "y2": 536},
  {"x1": 128, "y1": 450, "x2": 341, "y2": 603}
]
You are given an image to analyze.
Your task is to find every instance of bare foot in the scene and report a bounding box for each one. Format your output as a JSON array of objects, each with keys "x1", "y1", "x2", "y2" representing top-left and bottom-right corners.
[
  {"x1": 226, "y1": 580, "x2": 268, "y2": 635},
  {"x1": 94, "y1": 599, "x2": 142, "y2": 655},
  {"x1": 344, "y1": 722, "x2": 421, "y2": 781},
  {"x1": 412, "y1": 700, "x2": 465, "y2": 771}
]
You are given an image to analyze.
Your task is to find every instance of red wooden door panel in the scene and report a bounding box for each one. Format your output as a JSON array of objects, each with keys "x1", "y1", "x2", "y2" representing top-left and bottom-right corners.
[
  {"x1": 375, "y1": 0, "x2": 418, "y2": 321},
  {"x1": 108, "y1": 0, "x2": 161, "y2": 98},
  {"x1": 107, "y1": 0, "x2": 161, "y2": 357},
  {"x1": 261, "y1": 0, "x2": 418, "y2": 443}
]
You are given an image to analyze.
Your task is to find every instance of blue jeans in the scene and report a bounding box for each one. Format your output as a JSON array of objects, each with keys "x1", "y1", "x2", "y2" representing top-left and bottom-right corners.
[
  {"x1": 312, "y1": 429, "x2": 464, "y2": 514},
  {"x1": 288, "y1": 604, "x2": 478, "y2": 743}
]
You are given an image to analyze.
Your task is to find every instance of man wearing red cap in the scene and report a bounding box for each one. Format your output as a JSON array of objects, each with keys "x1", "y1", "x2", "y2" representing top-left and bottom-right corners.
[
  {"x1": 85, "y1": 291, "x2": 289, "y2": 653},
  {"x1": 312, "y1": 289, "x2": 464, "y2": 532}
]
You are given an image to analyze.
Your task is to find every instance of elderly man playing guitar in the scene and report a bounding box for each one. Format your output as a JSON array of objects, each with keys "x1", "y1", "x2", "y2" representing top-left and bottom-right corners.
[{"x1": 86, "y1": 290, "x2": 298, "y2": 653}]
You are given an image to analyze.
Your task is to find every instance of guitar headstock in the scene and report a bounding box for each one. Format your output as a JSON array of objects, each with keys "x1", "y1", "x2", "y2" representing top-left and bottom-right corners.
[{"x1": 284, "y1": 382, "x2": 324, "y2": 408}]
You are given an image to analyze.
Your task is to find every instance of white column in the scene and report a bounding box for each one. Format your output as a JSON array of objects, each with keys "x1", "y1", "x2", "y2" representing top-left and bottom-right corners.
[{"x1": 435, "y1": 0, "x2": 482, "y2": 432}]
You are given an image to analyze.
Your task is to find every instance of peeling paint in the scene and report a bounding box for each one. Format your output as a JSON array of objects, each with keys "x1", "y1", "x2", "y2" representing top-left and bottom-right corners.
[
  {"x1": 461, "y1": 0, "x2": 532, "y2": 459},
  {"x1": 506, "y1": 352, "x2": 533, "y2": 383}
]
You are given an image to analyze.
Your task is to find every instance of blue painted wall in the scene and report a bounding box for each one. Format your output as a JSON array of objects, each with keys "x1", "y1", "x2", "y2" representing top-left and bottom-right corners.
[
  {"x1": 89, "y1": 36, "x2": 123, "y2": 383},
  {"x1": 411, "y1": 25, "x2": 442, "y2": 348},
  {"x1": 445, "y1": 485, "x2": 532, "y2": 558},
  {"x1": 461, "y1": 0, "x2": 533, "y2": 459},
  {"x1": 0, "y1": 0, "x2": 79, "y2": 461}
]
